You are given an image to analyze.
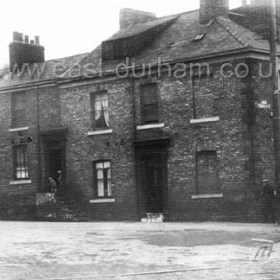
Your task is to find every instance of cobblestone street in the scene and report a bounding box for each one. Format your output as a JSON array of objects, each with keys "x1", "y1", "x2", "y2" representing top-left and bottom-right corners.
[{"x1": 0, "y1": 222, "x2": 279, "y2": 279}]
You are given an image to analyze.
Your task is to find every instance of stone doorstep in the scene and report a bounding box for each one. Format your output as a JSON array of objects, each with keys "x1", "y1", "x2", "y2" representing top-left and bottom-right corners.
[{"x1": 141, "y1": 213, "x2": 165, "y2": 223}]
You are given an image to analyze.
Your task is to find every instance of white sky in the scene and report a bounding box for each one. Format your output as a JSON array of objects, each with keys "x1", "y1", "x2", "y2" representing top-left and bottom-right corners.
[{"x1": 0, "y1": 0, "x2": 243, "y2": 68}]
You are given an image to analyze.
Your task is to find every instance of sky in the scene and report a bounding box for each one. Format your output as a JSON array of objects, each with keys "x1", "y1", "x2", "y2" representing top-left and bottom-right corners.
[{"x1": 0, "y1": 0, "x2": 243, "y2": 69}]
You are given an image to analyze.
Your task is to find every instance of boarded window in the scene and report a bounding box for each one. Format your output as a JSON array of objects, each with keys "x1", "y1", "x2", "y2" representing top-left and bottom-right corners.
[
  {"x1": 13, "y1": 145, "x2": 28, "y2": 179},
  {"x1": 140, "y1": 84, "x2": 159, "y2": 124},
  {"x1": 192, "y1": 75, "x2": 215, "y2": 119},
  {"x1": 93, "y1": 161, "x2": 112, "y2": 198},
  {"x1": 11, "y1": 92, "x2": 27, "y2": 128},
  {"x1": 90, "y1": 91, "x2": 109, "y2": 129},
  {"x1": 196, "y1": 151, "x2": 219, "y2": 194}
]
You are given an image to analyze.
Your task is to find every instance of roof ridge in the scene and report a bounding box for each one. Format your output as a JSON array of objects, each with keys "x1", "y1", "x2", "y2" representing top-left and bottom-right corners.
[{"x1": 215, "y1": 17, "x2": 249, "y2": 48}]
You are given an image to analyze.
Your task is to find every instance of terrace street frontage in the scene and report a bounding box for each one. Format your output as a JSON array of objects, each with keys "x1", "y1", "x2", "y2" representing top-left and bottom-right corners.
[{"x1": 0, "y1": 222, "x2": 279, "y2": 280}]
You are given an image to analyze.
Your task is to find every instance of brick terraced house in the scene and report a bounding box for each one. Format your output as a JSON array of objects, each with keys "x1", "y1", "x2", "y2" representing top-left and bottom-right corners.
[{"x1": 0, "y1": 0, "x2": 279, "y2": 221}]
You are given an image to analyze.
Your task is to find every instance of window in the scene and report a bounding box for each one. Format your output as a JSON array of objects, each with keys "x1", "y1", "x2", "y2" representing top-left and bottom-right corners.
[
  {"x1": 91, "y1": 91, "x2": 109, "y2": 129},
  {"x1": 140, "y1": 83, "x2": 159, "y2": 124},
  {"x1": 196, "y1": 151, "x2": 218, "y2": 194},
  {"x1": 93, "y1": 161, "x2": 112, "y2": 198},
  {"x1": 11, "y1": 92, "x2": 27, "y2": 128},
  {"x1": 13, "y1": 145, "x2": 28, "y2": 179},
  {"x1": 193, "y1": 34, "x2": 205, "y2": 42}
]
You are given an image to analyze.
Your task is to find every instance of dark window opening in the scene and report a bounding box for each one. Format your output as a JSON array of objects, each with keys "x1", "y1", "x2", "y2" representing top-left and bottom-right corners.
[
  {"x1": 93, "y1": 161, "x2": 112, "y2": 198},
  {"x1": 140, "y1": 83, "x2": 159, "y2": 124},
  {"x1": 11, "y1": 92, "x2": 27, "y2": 128}
]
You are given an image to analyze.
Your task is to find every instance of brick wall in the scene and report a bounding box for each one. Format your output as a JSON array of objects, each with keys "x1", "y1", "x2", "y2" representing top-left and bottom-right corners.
[{"x1": 0, "y1": 57, "x2": 276, "y2": 221}]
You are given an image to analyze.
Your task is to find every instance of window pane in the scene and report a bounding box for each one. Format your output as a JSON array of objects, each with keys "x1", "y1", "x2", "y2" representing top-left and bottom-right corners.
[
  {"x1": 12, "y1": 92, "x2": 27, "y2": 127},
  {"x1": 107, "y1": 179, "x2": 112, "y2": 196},
  {"x1": 97, "y1": 169, "x2": 104, "y2": 179},
  {"x1": 97, "y1": 179, "x2": 104, "y2": 197},
  {"x1": 140, "y1": 84, "x2": 159, "y2": 124},
  {"x1": 14, "y1": 146, "x2": 28, "y2": 179},
  {"x1": 92, "y1": 92, "x2": 109, "y2": 128},
  {"x1": 94, "y1": 161, "x2": 112, "y2": 198}
]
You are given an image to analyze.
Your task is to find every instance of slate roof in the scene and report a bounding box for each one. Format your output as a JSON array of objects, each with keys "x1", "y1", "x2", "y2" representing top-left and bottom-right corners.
[
  {"x1": 0, "y1": 8, "x2": 277, "y2": 87},
  {"x1": 107, "y1": 14, "x2": 179, "y2": 41}
]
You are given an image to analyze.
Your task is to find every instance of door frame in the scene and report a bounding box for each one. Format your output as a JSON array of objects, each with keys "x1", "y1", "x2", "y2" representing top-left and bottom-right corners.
[{"x1": 135, "y1": 140, "x2": 169, "y2": 219}]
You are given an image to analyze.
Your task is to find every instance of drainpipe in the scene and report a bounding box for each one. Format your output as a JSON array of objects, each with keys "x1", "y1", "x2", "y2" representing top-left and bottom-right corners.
[
  {"x1": 131, "y1": 73, "x2": 140, "y2": 220},
  {"x1": 269, "y1": 0, "x2": 280, "y2": 218},
  {"x1": 36, "y1": 85, "x2": 42, "y2": 192}
]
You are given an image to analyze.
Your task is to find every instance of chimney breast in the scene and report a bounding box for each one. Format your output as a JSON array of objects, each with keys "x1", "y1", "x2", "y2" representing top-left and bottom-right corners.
[
  {"x1": 200, "y1": 0, "x2": 229, "y2": 25},
  {"x1": 9, "y1": 32, "x2": 45, "y2": 70},
  {"x1": 119, "y1": 8, "x2": 157, "y2": 29}
]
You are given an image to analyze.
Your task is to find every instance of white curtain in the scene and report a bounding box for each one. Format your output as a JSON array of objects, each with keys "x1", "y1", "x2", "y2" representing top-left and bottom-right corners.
[
  {"x1": 97, "y1": 165, "x2": 104, "y2": 197},
  {"x1": 101, "y1": 96, "x2": 109, "y2": 127},
  {"x1": 94, "y1": 95, "x2": 102, "y2": 122}
]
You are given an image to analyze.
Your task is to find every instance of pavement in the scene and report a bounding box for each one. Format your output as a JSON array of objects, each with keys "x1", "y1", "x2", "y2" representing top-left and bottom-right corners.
[{"x1": 0, "y1": 221, "x2": 279, "y2": 280}]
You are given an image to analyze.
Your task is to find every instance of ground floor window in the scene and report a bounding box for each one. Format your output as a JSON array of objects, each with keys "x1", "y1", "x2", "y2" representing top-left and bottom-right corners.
[
  {"x1": 13, "y1": 145, "x2": 28, "y2": 179},
  {"x1": 93, "y1": 161, "x2": 112, "y2": 197},
  {"x1": 196, "y1": 150, "x2": 219, "y2": 194}
]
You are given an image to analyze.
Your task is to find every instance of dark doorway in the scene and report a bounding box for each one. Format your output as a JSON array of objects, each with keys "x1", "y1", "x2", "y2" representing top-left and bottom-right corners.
[
  {"x1": 145, "y1": 155, "x2": 164, "y2": 213},
  {"x1": 136, "y1": 142, "x2": 169, "y2": 217},
  {"x1": 42, "y1": 139, "x2": 66, "y2": 193},
  {"x1": 49, "y1": 148, "x2": 62, "y2": 181}
]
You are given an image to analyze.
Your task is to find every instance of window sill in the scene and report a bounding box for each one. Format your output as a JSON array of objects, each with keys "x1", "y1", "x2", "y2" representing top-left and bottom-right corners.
[
  {"x1": 137, "y1": 123, "x2": 165, "y2": 130},
  {"x1": 191, "y1": 193, "x2": 223, "y2": 199},
  {"x1": 87, "y1": 129, "x2": 113, "y2": 136},
  {"x1": 190, "y1": 117, "x2": 220, "y2": 124},
  {"x1": 9, "y1": 127, "x2": 29, "y2": 132},
  {"x1": 10, "y1": 180, "x2": 32, "y2": 185},
  {"x1": 90, "y1": 198, "x2": 115, "y2": 204}
]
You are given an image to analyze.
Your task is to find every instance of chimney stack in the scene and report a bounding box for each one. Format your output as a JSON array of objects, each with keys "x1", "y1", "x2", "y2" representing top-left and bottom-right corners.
[
  {"x1": 9, "y1": 31, "x2": 45, "y2": 70},
  {"x1": 35, "y1": 36, "x2": 40, "y2": 45},
  {"x1": 119, "y1": 8, "x2": 157, "y2": 29},
  {"x1": 200, "y1": 0, "x2": 229, "y2": 25}
]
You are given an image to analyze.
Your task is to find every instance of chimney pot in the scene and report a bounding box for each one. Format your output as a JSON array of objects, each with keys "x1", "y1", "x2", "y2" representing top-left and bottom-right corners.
[
  {"x1": 35, "y1": 36, "x2": 40, "y2": 45},
  {"x1": 30, "y1": 40, "x2": 34, "y2": 44},
  {"x1": 24, "y1": 35, "x2": 29, "y2": 43},
  {"x1": 13, "y1": 31, "x2": 20, "y2": 42},
  {"x1": 18, "y1": 33, "x2": 23, "y2": 42}
]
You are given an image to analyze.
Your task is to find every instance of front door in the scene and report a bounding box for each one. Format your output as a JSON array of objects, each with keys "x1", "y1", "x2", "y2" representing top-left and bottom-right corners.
[
  {"x1": 136, "y1": 146, "x2": 168, "y2": 217},
  {"x1": 145, "y1": 155, "x2": 164, "y2": 213}
]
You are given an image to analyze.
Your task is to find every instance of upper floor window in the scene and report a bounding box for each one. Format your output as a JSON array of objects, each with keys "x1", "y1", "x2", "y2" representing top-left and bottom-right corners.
[
  {"x1": 140, "y1": 83, "x2": 159, "y2": 124},
  {"x1": 93, "y1": 161, "x2": 112, "y2": 198},
  {"x1": 11, "y1": 92, "x2": 27, "y2": 128},
  {"x1": 13, "y1": 145, "x2": 28, "y2": 180},
  {"x1": 91, "y1": 91, "x2": 109, "y2": 129}
]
